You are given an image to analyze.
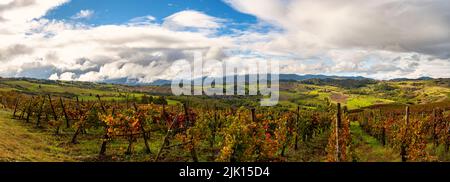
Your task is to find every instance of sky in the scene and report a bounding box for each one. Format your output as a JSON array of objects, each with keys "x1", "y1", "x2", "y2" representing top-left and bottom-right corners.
[{"x1": 0, "y1": 0, "x2": 449, "y2": 82}]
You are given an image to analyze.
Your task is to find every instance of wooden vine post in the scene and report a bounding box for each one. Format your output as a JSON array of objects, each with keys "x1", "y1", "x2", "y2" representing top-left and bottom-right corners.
[
  {"x1": 250, "y1": 107, "x2": 262, "y2": 161},
  {"x1": 401, "y1": 106, "x2": 410, "y2": 162},
  {"x1": 379, "y1": 109, "x2": 386, "y2": 146},
  {"x1": 25, "y1": 96, "x2": 34, "y2": 123},
  {"x1": 133, "y1": 103, "x2": 151, "y2": 154},
  {"x1": 251, "y1": 108, "x2": 256, "y2": 123},
  {"x1": 161, "y1": 101, "x2": 167, "y2": 122},
  {"x1": 281, "y1": 111, "x2": 292, "y2": 157},
  {"x1": 19, "y1": 101, "x2": 26, "y2": 119},
  {"x1": 294, "y1": 106, "x2": 300, "y2": 150},
  {"x1": 47, "y1": 95, "x2": 58, "y2": 121},
  {"x1": 183, "y1": 102, "x2": 190, "y2": 128},
  {"x1": 335, "y1": 103, "x2": 342, "y2": 162},
  {"x1": 432, "y1": 108, "x2": 438, "y2": 147},
  {"x1": 35, "y1": 96, "x2": 45, "y2": 127},
  {"x1": 13, "y1": 96, "x2": 20, "y2": 118},
  {"x1": 75, "y1": 96, "x2": 81, "y2": 117},
  {"x1": 70, "y1": 119, "x2": 82, "y2": 144},
  {"x1": 183, "y1": 102, "x2": 198, "y2": 162},
  {"x1": 155, "y1": 114, "x2": 180, "y2": 161},
  {"x1": 74, "y1": 96, "x2": 86, "y2": 135},
  {"x1": 59, "y1": 97, "x2": 70, "y2": 128},
  {"x1": 47, "y1": 95, "x2": 59, "y2": 134},
  {"x1": 97, "y1": 95, "x2": 109, "y2": 157},
  {"x1": 210, "y1": 105, "x2": 218, "y2": 151},
  {"x1": 125, "y1": 94, "x2": 129, "y2": 109},
  {"x1": 71, "y1": 100, "x2": 94, "y2": 144}
]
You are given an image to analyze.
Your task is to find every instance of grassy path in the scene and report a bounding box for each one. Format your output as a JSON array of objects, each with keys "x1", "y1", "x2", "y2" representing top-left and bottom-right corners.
[
  {"x1": 349, "y1": 121, "x2": 400, "y2": 162},
  {"x1": 0, "y1": 110, "x2": 75, "y2": 162}
]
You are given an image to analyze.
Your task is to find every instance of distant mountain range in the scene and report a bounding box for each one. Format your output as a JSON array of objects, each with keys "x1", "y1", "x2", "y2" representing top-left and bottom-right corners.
[
  {"x1": 100, "y1": 74, "x2": 372, "y2": 86},
  {"x1": 389, "y1": 77, "x2": 434, "y2": 81},
  {"x1": 277, "y1": 74, "x2": 368, "y2": 81}
]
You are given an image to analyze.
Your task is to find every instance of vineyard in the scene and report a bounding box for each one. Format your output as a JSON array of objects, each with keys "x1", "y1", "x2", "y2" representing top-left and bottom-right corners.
[{"x1": 0, "y1": 85, "x2": 449, "y2": 162}]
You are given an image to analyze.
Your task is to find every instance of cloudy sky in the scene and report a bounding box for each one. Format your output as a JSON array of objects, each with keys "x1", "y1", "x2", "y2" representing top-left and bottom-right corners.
[{"x1": 0, "y1": 0, "x2": 449, "y2": 82}]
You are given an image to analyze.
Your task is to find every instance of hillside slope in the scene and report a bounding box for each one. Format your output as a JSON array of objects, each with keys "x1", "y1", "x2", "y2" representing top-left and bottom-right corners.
[{"x1": 0, "y1": 110, "x2": 74, "y2": 162}]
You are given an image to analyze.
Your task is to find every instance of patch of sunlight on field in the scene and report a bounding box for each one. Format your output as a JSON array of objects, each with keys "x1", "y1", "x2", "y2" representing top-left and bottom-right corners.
[
  {"x1": 346, "y1": 96, "x2": 394, "y2": 110},
  {"x1": 167, "y1": 99, "x2": 181, "y2": 105},
  {"x1": 78, "y1": 95, "x2": 124, "y2": 101},
  {"x1": 307, "y1": 90, "x2": 332, "y2": 101},
  {"x1": 279, "y1": 91, "x2": 296, "y2": 97},
  {"x1": 3, "y1": 80, "x2": 117, "y2": 96},
  {"x1": 423, "y1": 86, "x2": 450, "y2": 96},
  {"x1": 0, "y1": 87, "x2": 16, "y2": 92},
  {"x1": 307, "y1": 90, "x2": 320, "y2": 96},
  {"x1": 277, "y1": 100, "x2": 297, "y2": 108}
]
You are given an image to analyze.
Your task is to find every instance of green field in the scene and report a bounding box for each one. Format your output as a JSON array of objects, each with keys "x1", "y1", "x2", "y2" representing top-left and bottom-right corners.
[{"x1": 346, "y1": 96, "x2": 394, "y2": 110}]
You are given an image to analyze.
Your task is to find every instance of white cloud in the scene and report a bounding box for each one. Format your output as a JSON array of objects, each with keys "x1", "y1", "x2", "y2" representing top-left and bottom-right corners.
[
  {"x1": 163, "y1": 10, "x2": 224, "y2": 31},
  {"x1": 0, "y1": 0, "x2": 69, "y2": 38},
  {"x1": 72, "y1": 9, "x2": 94, "y2": 20},
  {"x1": 0, "y1": 10, "x2": 234, "y2": 82},
  {"x1": 128, "y1": 15, "x2": 156, "y2": 26},
  {"x1": 59, "y1": 72, "x2": 76, "y2": 81},
  {"x1": 225, "y1": 0, "x2": 450, "y2": 58},
  {"x1": 49, "y1": 73, "x2": 59, "y2": 80},
  {"x1": 0, "y1": 0, "x2": 68, "y2": 22}
]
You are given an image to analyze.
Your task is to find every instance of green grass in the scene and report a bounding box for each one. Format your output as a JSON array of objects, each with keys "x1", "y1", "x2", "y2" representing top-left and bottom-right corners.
[
  {"x1": 349, "y1": 122, "x2": 400, "y2": 162},
  {"x1": 0, "y1": 110, "x2": 74, "y2": 161}
]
